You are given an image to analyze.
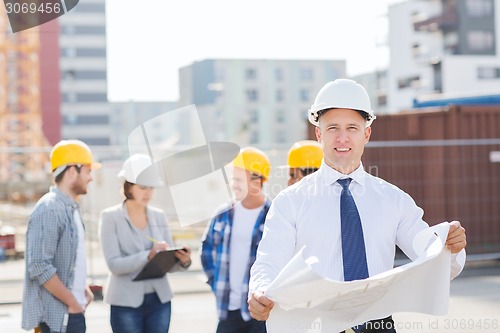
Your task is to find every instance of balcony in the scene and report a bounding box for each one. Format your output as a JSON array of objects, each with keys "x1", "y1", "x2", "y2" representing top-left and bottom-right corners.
[{"x1": 413, "y1": 5, "x2": 458, "y2": 32}]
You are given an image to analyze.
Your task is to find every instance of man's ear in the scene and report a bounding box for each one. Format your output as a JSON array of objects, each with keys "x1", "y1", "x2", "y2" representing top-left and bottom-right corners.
[
  {"x1": 66, "y1": 165, "x2": 78, "y2": 180},
  {"x1": 315, "y1": 126, "x2": 321, "y2": 143},
  {"x1": 364, "y1": 126, "x2": 372, "y2": 144}
]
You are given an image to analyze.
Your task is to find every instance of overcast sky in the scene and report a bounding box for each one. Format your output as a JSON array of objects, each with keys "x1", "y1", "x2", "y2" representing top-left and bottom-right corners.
[{"x1": 106, "y1": 0, "x2": 405, "y2": 102}]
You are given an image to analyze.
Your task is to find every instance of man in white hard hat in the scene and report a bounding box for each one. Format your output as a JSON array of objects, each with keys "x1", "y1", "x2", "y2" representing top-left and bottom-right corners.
[
  {"x1": 23, "y1": 140, "x2": 100, "y2": 333},
  {"x1": 248, "y1": 79, "x2": 467, "y2": 333}
]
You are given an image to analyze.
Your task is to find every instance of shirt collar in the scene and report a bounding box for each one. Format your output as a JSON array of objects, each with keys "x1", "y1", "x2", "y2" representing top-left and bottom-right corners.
[
  {"x1": 122, "y1": 201, "x2": 131, "y2": 221},
  {"x1": 318, "y1": 160, "x2": 367, "y2": 187},
  {"x1": 51, "y1": 186, "x2": 79, "y2": 210}
]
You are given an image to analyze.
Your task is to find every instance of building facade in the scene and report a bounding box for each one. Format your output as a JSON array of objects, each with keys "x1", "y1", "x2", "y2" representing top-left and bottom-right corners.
[
  {"x1": 59, "y1": 0, "x2": 111, "y2": 145},
  {"x1": 108, "y1": 101, "x2": 179, "y2": 153},
  {"x1": 179, "y1": 59, "x2": 346, "y2": 146},
  {"x1": 388, "y1": 0, "x2": 500, "y2": 112},
  {"x1": 351, "y1": 70, "x2": 389, "y2": 114}
]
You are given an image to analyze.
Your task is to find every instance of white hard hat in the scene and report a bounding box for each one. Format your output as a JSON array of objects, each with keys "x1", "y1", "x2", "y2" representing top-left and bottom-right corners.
[
  {"x1": 117, "y1": 154, "x2": 164, "y2": 187},
  {"x1": 308, "y1": 79, "x2": 376, "y2": 127}
]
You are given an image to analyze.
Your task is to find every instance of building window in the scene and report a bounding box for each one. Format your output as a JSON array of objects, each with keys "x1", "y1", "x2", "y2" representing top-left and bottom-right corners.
[
  {"x1": 62, "y1": 48, "x2": 76, "y2": 57},
  {"x1": 65, "y1": 114, "x2": 78, "y2": 125},
  {"x1": 477, "y1": 67, "x2": 500, "y2": 79},
  {"x1": 300, "y1": 89, "x2": 310, "y2": 102},
  {"x1": 443, "y1": 32, "x2": 459, "y2": 54},
  {"x1": 76, "y1": 48, "x2": 107, "y2": 57},
  {"x1": 466, "y1": 0, "x2": 493, "y2": 17},
  {"x1": 276, "y1": 89, "x2": 284, "y2": 102},
  {"x1": 246, "y1": 89, "x2": 258, "y2": 102},
  {"x1": 80, "y1": 115, "x2": 108, "y2": 125},
  {"x1": 78, "y1": 137, "x2": 110, "y2": 145},
  {"x1": 275, "y1": 68, "x2": 283, "y2": 81},
  {"x1": 377, "y1": 93, "x2": 388, "y2": 106},
  {"x1": 412, "y1": 42, "x2": 424, "y2": 57},
  {"x1": 467, "y1": 30, "x2": 494, "y2": 51},
  {"x1": 276, "y1": 129, "x2": 286, "y2": 143},
  {"x1": 411, "y1": 11, "x2": 427, "y2": 23},
  {"x1": 300, "y1": 68, "x2": 313, "y2": 80},
  {"x1": 62, "y1": 26, "x2": 75, "y2": 34},
  {"x1": 62, "y1": 93, "x2": 77, "y2": 103},
  {"x1": 276, "y1": 109, "x2": 285, "y2": 123},
  {"x1": 250, "y1": 131, "x2": 259, "y2": 144},
  {"x1": 75, "y1": 3, "x2": 106, "y2": 12},
  {"x1": 397, "y1": 75, "x2": 420, "y2": 89},
  {"x1": 65, "y1": 70, "x2": 107, "y2": 80},
  {"x1": 249, "y1": 109, "x2": 258, "y2": 123},
  {"x1": 75, "y1": 25, "x2": 106, "y2": 35},
  {"x1": 245, "y1": 68, "x2": 257, "y2": 80},
  {"x1": 75, "y1": 93, "x2": 108, "y2": 102},
  {"x1": 63, "y1": 115, "x2": 109, "y2": 125},
  {"x1": 64, "y1": 70, "x2": 75, "y2": 80},
  {"x1": 62, "y1": 25, "x2": 106, "y2": 35}
]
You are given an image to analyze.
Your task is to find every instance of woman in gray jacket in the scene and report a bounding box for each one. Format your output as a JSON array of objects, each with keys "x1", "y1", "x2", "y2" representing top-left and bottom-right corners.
[{"x1": 99, "y1": 154, "x2": 192, "y2": 333}]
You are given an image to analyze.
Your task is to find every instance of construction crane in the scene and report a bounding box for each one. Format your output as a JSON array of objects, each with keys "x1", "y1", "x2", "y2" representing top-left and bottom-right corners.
[{"x1": 0, "y1": 8, "x2": 50, "y2": 200}]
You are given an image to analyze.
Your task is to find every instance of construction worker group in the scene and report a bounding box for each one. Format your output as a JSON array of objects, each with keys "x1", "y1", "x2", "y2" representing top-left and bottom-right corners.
[{"x1": 22, "y1": 79, "x2": 467, "y2": 333}]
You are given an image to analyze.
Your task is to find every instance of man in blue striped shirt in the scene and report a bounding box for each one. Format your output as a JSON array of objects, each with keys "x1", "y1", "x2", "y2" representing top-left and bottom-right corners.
[
  {"x1": 201, "y1": 147, "x2": 272, "y2": 333},
  {"x1": 22, "y1": 140, "x2": 101, "y2": 333}
]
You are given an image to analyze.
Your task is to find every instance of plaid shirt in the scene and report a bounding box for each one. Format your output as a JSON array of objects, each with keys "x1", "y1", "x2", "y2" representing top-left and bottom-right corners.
[
  {"x1": 22, "y1": 186, "x2": 82, "y2": 333},
  {"x1": 201, "y1": 199, "x2": 271, "y2": 321}
]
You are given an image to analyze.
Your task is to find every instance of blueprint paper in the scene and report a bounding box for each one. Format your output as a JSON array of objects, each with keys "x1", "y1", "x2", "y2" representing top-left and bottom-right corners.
[{"x1": 265, "y1": 222, "x2": 453, "y2": 332}]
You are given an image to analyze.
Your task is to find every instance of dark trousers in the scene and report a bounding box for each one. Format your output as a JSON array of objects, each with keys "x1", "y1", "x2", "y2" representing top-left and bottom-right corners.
[
  {"x1": 342, "y1": 316, "x2": 396, "y2": 333},
  {"x1": 39, "y1": 313, "x2": 86, "y2": 333},
  {"x1": 216, "y1": 310, "x2": 267, "y2": 333}
]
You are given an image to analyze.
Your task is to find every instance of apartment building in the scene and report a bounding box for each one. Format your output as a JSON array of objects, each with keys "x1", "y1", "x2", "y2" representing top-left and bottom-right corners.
[
  {"x1": 388, "y1": 0, "x2": 500, "y2": 111},
  {"x1": 59, "y1": 0, "x2": 111, "y2": 145},
  {"x1": 179, "y1": 59, "x2": 346, "y2": 146}
]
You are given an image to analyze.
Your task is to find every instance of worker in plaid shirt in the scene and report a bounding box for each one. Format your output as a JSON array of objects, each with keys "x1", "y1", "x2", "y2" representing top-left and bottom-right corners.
[
  {"x1": 201, "y1": 147, "x2": 271, "y2": 333},
  {"x1": 22, "y1": 140, "x2": 100, "y2": 333}
]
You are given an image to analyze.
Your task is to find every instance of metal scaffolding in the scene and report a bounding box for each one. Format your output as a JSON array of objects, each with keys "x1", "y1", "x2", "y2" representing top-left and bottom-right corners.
[{"x1": 0, "y1": 11, "x2": 49, "y2": 185}]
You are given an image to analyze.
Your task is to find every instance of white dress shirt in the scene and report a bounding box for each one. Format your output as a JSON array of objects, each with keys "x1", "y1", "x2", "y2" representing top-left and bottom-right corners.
[{"x1": 250, "y1": 162, "x2": 465, "y2": 293}]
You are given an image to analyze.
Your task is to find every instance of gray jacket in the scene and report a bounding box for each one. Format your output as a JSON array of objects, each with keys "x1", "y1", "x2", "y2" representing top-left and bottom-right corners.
[{"x1": 99, "y1": 203, "x2": 184, "y2": 307}]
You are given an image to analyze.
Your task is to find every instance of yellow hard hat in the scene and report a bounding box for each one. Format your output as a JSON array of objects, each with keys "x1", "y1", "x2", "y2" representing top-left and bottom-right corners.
[
  {"x1": 50, "y1": 140, "x2": 101, "y2": 172},
  {"x1": 231, "y1": 147, "x2": 271, "y2": 182},
  {"x1": 287, "y1": 140, "x2": 323, "y2": 169}
]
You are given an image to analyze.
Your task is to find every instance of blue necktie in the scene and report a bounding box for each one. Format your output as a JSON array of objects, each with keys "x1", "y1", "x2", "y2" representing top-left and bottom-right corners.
[{"x1": 338, "y1": 178, "x2": 369, "y2": 282}]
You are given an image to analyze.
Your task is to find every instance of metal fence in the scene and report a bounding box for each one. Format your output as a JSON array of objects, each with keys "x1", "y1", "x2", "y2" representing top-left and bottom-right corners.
[
  {"x1": 352, "y1": 105, "x2": 500, "y2": 255},
  {"x1": 1, "y1": 105, "x2": 499, "y2": 257}
]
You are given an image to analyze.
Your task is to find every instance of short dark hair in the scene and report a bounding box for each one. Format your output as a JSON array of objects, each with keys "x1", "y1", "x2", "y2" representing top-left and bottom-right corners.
[
  {"x1": 54, "y1": 165, "x2": 81, "y2": 184},
  {"x1": 299, "y1": 168, "x2": 319, "y2": 177},
  {"x1": 123, "y1": 181, "x2": 134, "y2": 200}
]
